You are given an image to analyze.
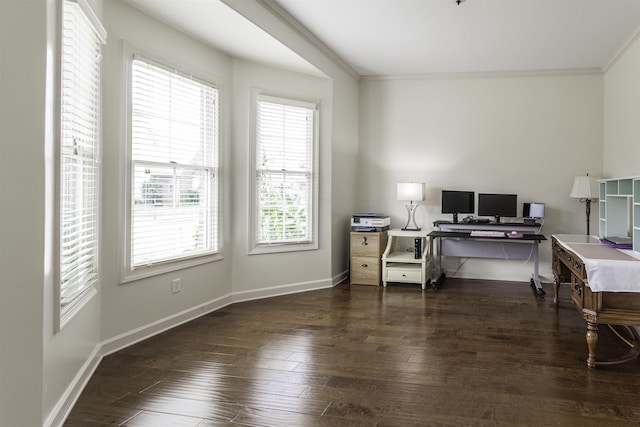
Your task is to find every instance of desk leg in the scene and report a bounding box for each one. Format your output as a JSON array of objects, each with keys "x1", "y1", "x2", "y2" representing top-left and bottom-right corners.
[
  {"x1": 586, "y1": 321, "x2": 598, "y2": 369},
  {"x1": 582, "y1": 323, "x2": 640, "y2": 368},
  {"x1": 530, "y1": 243, "x2": 546, "y2": 297},
  {"x1": 553, "y1": 277, "x2": 559, "y2": 305},
  {"x1": 429, "y1": 236, "x2": 445, "y2": 290}
]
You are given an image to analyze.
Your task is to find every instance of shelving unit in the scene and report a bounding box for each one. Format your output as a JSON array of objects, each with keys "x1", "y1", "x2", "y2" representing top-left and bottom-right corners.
[
  {"x1": 598, "y1": 176, "x2": 639, "y2": 254},
  {"x1": 381, "y1": 229, "x2": 433, "y2": 290}
]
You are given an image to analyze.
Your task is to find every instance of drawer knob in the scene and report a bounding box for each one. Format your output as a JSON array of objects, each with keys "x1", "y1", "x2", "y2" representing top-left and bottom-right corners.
[
  {"x1": 361, "y1": 263, "x2": 368, "y2": 268},
  {"x1": 361, "y1": 237, "x2": 368, "y2": 246}
]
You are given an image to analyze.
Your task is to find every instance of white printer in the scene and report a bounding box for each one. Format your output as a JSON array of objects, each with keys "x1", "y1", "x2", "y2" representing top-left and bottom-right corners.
[{"x1": 351, "y1": 213, "x2": 390, "y2": 232}]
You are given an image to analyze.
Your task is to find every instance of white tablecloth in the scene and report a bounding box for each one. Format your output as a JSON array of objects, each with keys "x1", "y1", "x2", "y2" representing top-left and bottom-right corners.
[{"x1": 563, "y1": 241, "x2": 640, "y2": 292}]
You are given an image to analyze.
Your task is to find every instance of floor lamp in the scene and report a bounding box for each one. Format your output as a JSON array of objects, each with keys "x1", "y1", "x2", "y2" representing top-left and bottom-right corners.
[
  {"x1": 570, "y1": 174, "x2": 597, "y2": 236},
  {"x1": 397, "y1": 182, "x2": 424, "y2": 231}
]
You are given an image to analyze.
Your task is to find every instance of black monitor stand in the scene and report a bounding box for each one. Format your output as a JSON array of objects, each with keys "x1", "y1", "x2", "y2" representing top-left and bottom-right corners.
[
  {"x1": 452, "y1": 213, "x2": 459, "y2": 224},
  {"x1": 493, "y1": 215, "x2": 501, "y2": 224}
]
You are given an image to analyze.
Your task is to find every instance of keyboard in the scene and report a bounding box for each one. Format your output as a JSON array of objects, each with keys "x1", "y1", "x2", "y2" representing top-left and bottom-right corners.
[{"x1": 470, "y1": 230, "x2": 505, "y2": 237}]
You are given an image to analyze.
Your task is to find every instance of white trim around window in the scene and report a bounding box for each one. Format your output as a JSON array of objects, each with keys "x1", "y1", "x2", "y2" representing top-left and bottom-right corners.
[
  {"x1": 56, "y1": 0, "x2": 106, "y2": 331},
  {"x1": 122, "y1": 47, "x2": 222, "y2": 283},
  {"x1": 249, "y1": 91, "x2": 319, "y2": 255}
]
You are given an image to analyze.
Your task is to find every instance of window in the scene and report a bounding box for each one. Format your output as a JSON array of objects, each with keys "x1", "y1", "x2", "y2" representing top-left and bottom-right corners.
[
  {"x1": 126, "y1": 55, "x2": 219, "y2": 279},
  {"x1": 251, "y1": 94, "x2": 318, "y2": 253},
  {"x1": 58, "y1": 0, "x2": 106, "y2": 329}
]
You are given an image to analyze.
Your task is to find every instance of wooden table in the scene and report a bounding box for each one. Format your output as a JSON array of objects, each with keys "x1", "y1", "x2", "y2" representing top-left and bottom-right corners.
[{"x1": 552, "y1": 234, "x2": 640, "y2": 368}]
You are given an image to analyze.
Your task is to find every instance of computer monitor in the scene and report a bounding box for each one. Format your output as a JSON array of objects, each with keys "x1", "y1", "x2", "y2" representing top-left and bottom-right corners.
[
  {"x1": 523, "y1": 202, "x2": 545, "y2": 219},
  {"x1": 441, "y1": 190, "x2": 475, "y2": 223},
  {"x1": 478, "y1": 193, "x2": 517, "y2": 223}
]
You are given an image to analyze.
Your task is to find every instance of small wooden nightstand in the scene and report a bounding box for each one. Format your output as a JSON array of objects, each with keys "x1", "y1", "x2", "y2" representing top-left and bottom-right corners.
[
  {"x1": 350, "y1": 231, "x2": 388, "y2": 285},
  {"x1": 382, "y1": 229, "x2": 433, "y2": 290}
]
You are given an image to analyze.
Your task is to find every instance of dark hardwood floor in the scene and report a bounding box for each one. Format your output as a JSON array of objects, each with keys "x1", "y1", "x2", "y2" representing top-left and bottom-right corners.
[{"x1": 64, "y1": 279, "x2": 640, "y2": 426}]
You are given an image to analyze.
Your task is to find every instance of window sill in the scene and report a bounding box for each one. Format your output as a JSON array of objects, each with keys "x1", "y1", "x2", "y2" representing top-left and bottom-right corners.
[
  {"x1": 249, "y1": 241, "x2": 318, "y2": 255},
  {"x1": 121, "y1": 252, "x2": 223, "y2": 284}
]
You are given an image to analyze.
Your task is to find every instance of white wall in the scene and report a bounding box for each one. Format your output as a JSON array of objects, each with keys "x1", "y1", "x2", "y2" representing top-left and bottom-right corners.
[
  {"x1": 0, "y1": 2, "x2": 48, "y2": 425},
  {"x1": 230, "y1": 59, "x2": 334, "y2": 298},
  {"x1": 1, "y1": 0, "x2": 104, "y2": 425},
  {"x1": 221, "y1": 0, "x2": 361, "y2": 283},
  {"x1": 358, "y1": 74, "x2": 604, "y2": 282},
  {"x1": 99, "y1": 0, "x2": 235, "y2": 342},
  {"x1": 604, "y1": 34, "x2": 640, "y2": 178},
  {"x1": 329, "y1": 75, "x2": 360, "y2": 280}
]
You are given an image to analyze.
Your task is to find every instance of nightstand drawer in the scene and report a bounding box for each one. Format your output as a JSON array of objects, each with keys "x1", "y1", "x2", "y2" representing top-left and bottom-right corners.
[
  {"x1": 350, "y1": 233, "x2": 381, "y2": 257},
  {"x1": 384, "y1": 264, "x2": 423, "y2": 283}
]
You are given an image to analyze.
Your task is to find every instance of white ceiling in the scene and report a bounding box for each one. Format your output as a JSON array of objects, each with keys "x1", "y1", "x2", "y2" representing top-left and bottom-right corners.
[
  {"x1": 121, "y1": 0, "x2": 320, "y2": 75},
  {"x1": 122, "y1": 0, "x2": 640, "y2": 77}
]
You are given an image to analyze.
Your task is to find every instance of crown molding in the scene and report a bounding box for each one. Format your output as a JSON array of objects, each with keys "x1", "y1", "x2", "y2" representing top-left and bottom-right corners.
[
  {"x1": 361, "y1": 67, "x2": 603, "y2": 82},
  {"x1": 253, "y1": 0, "x2": 360, "y2": 80},
  {"x1": 604, "y1": 22, "x2": 640, "y2": 73}
]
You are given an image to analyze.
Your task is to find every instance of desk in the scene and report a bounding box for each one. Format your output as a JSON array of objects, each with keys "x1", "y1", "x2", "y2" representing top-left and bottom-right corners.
[
  {"x1": 552, "y1": 234, "x2": 640, "y2": 368},
  {"x1": 430, "y1": 221, "x2": 546, "y2": 296}
]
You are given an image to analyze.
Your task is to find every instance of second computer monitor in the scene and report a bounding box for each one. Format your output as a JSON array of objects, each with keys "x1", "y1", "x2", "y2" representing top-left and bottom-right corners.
[{"x1": 478, "y1": 193, "x2": 517, "y2": 223}]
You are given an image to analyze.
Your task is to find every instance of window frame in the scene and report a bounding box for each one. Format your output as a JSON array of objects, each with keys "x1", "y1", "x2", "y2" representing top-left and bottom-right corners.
[
  {"x1": 249, "y1": 91, "x2": 319, "y2": 255},
  {"x1": 55, "y1": 0, "x2": 106, "y2": 331},
  {"x1": 122, "y1": 48, "x2": 222, "y2": 283}
]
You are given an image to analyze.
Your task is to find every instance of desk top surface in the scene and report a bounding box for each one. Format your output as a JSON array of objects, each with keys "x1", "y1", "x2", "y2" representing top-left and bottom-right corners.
[
  {"x1": 429, "y1": 230, "x2": 546, "y2": 241},
  {"x1": 553, "y1": 234, "x2": 639, "y2": 260},
  {"x1": 434, "y1": 220, "x2": 541, "y2": 227},
  {"x1": 553, "y1": 234, "x2": 601, "y2": 245},
  {"x1": 566, "y1": 243, "x2": 638, "y2": 261}
]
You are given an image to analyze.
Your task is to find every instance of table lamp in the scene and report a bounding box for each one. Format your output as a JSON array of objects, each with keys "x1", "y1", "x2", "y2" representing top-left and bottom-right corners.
[
  {"x1": 397, "y1": 182, "x2": 424, "y2": 230},
  {"x1": 570, "y1": 174, "x2": 597, "y2": 235}
]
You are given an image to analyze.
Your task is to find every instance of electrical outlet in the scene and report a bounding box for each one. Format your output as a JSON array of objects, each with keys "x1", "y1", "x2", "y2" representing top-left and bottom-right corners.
[{"x1": 171, "y1": 278, "x2": 181, "y2": 294}]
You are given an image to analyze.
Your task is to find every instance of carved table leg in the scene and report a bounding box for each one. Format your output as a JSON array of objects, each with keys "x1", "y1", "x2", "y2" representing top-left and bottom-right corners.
[
  {"x1": 586, "y1": 321, "x2": 598, "y2": 369},
  {"x1": 553, "y1": 277, "x2": 559, "y2": 305}
]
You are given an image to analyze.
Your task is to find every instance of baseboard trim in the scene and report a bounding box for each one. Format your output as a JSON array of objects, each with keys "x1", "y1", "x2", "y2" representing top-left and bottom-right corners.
[
  {"x1": 232, "y1": 278, "x2": 333, "y2": 304},
  {"x1": 101, "y1": 293, "x2": 234, "y2": 357},
  {"x1": 44, "y1": 344, "x2": 102, "y2": 427},
  {"x1": 332, "y1": 269, "x2": 349, "y2": 286}
]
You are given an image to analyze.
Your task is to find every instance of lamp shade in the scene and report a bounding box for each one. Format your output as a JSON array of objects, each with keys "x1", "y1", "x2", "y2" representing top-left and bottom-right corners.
[
  {"x1": 570, "y1": 176, "x2": 594, "y2": 199},
  {"x1": 397, "y1": 182, "x2": 424, "y2": 202}
]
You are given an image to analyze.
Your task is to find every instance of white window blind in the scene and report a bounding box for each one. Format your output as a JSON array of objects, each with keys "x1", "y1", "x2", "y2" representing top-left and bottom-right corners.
[
  {"x1": 59, "y1": 0, "x2": 105, "y2": 321},
  {"x1": 130, "y1": 57, "x2": 219, "y2": 268},
  {"x1": 255, "y1": 95, "x2": 316, "y2": 246}
]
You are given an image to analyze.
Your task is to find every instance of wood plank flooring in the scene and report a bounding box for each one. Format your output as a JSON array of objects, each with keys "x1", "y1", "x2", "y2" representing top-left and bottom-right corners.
[{"x1": 64, "y1": 279, "x2": 640, "y2": 426}]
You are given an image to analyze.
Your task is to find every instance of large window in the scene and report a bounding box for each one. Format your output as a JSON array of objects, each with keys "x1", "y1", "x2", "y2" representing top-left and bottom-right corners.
[
  {"x1": 58, "y1": 0, "x2": 106, "y2": 329},
  {"x1": 126, "y1": 55, "x2": 219, "y2": 279},
  {"x1": 251, "y1": 94, "x2": 318, "y2": 253}
]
